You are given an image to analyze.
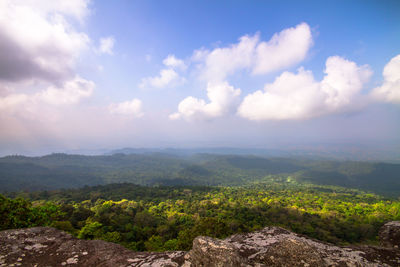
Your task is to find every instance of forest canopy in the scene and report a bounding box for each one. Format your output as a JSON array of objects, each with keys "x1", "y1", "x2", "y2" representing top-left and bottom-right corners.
[
  {"x1": 2, "y1": 181, "x2": 399, "y2": 251},
  {"x1": 1, "y1": 153, "x2": 399, "y2": 252}
]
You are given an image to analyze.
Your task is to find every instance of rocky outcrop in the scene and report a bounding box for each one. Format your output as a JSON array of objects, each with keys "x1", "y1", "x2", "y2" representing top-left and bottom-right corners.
[
  {"x1": 184, "y1": 227, "x2": 400, "y2": 266},
  {"x1": 0, "y1": 227, "x2": 185, "y2": 267},
  {"x1": 379, "y1": 221, "x2": 400, "y2": 249},
  {"x1": 1, "y1": 223, "x2": 400, "y2": 267}
]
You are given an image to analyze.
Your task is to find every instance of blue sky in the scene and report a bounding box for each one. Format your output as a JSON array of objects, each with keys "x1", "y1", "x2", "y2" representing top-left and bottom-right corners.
[{"x1": 0, "y1": 0, "x2": 399, "y2": 156}]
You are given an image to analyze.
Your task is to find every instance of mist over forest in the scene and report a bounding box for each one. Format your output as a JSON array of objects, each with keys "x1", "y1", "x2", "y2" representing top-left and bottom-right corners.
[{"x1": 1, "y1": 150, "x2": 400, "y2": 196}]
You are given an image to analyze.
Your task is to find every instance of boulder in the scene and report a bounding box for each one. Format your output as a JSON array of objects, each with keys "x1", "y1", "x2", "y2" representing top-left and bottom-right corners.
[
  {"x1": 184, "y1": 226, "x2": 400, "y2": 267},
  {"x1": 184, "y1": 236, "x2": 244, "y2": 267},
  {"x1": 379, "y1": 221, "x2": 400, "y2": 249},
  {"x1": 0, "y1": 227, "x2": 185, "y2": 267},
  {"x1": 2, "y1": 224, "x2": 400, "y2": 266}
]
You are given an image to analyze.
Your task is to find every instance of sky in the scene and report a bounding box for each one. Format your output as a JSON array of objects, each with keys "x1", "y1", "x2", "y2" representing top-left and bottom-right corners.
[{"x1": 0, "y1": 0, "x2": 399, "y2": 156}]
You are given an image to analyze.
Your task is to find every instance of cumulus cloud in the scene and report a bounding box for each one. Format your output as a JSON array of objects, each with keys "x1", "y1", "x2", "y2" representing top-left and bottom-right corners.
[
  {"x1": 253, "y1": 23, "x2": 313, "y2": 75},
  {"x1": 169, "y1": 82, "x2": 241, "y2": 120},
  {"x1": 12, "y1": 0, "x2": 91, "y2": 21},
  {"x1": 163, "y1": 54, "x2": 187, "y2": 70},
  {"x1": 198, "y1": 35, "x2": 259, "y2": 83},
  {"x1": 108, "y1": 99, "x2": 144, "y2": 117},
  {"x1": 0, "y1": 1, "x2": 99, "y2": 135},
  {"x1": 0, "y1": 76, "x2": 94, "y2": 113},
  {"x1": 171, "y1": 23, "x2": 313, "y2": 120},
  {"x1": 0, "y1": 0, "x2": 90, "y2": 83},
  {"x1": 195, "y1": 23, "x2": 312, "y2": 83},
  {"x1": 370, "y1": 54, "x2": 400, "y2": 103},
  {"x1": 0, "y1": 0, "x2": 146, "y2": 151},
  {"x1": 0, "y1": 93, "x2": 28, "y2": 113},
  {"x1": 0, "y1": 76, "x2": 94, "y2": 136},
  {"x1": 238, "y1": 56, "x2": 372, "y2": 120},
  {"x1": 139, "y1": 54, "x2": 186, "y2": 89},
  {"x1": 36, "y1": 76, "x2": 94, "y2": 106},
  {"x1": 98, "y1": 36, "x2": 115, "y2": 55},
  {"x1": 139, "y1": 69, "x2": 184, "y2": 89}
]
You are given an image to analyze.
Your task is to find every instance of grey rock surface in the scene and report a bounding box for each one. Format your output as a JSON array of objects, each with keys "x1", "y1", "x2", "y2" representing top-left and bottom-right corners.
[
  {"x1": 1, "y1": 223, "x2": 400, "y2": 266},
  {"x1": 184, "y1": 227, "x2": 400, "y2": 267},
  {"x1": 0, "y1": 227, "x2": 185, "y2": 267},
  {"x1": 379, "y1": 221, "x2": 400, "y2": 249}
]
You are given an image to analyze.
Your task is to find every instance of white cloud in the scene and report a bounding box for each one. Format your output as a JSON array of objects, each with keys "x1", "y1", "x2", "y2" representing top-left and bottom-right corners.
[
  {"x1": 139, "y1": 55, "x2": 186, "y2": 89},
  {"x1": 0, "y1": 0, "x2": 90, "y2": 83},
  {"x1": 170, "y1": 82, "x2": 241, "y2": 120},
  {"x1": 253, "y1": 23, "x2": 313, "y2": 75},
  {"x1": 0, "y1": 1, "x2": 146, "y2": 151},
  {"x1": 98, "y1": 36, "x2": 115, "y2": 55},
  {"x1": 36, "y1": 76, "x2": 94, "y2": 106},
  {"x1": 0, "y1": 76, "x2": 94, "y2": 113},
  {"x1": 108, "y1": 99, "x2": 143, "y2": 117},
  {"x1": 370, "y1": 54, "x2": 400, "y2": 103},
  {"x1": 238, "y1": 56, "x2": 372, "y2": 120},
  {"x1": 0, "y1": 76, "x2": 95, "y2": 130},
  {"x1": 191, "y1": 48, "x2": 209, "y2": 61},
  {"x1": 171, "y1": 23, "x2": 313, "y2": 120},
  {"x1": 0, "y1": 93, "x2": 29, "y2": 112},
  {"x1": 163, "y1": 54, "x2": 187, "y2": 70},
  {"x1": 10, "y1": 0, "x2": 91, "y2": 21},
  {"x1": 0, "y1": 1, "x2": 99, "y2": 120},
  {"x1": 140, "y1": 69, "x2": 184, "y2": 89},
  {"x1": 321, "y1": 56, "x2": 371, "y2": 110},
  {"x1": 195, "y1": 23, "x2": 312, "y2": 83},
  {"x1": 199, "y1": 34, "x2": 259, "y2": 83}
]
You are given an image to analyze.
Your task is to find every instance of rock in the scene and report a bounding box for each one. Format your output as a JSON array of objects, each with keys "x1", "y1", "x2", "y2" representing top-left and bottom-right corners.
[
  {"x1": 0, "y1": 227, "x2": 185, "y2": 267},
  {"x1": 185, "y1": 226, "x2": 400, "y2": 267},
  {"x1": 379, "y1": 221, "x2": 400, "y2": 249},
  {"x1": 184, "y1": 236, "x2": 244, "y2": 267},
  {"x1": 1, "y1": 224, "x2": 400, "y2": 267}
]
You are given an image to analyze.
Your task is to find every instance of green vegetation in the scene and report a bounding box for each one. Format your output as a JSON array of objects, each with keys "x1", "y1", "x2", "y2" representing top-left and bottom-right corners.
[
  {"x1": 2, "y1": 181, "x2": 400, "y2": 251},
  {"x1": 0, "y1": 194, "x2": 61, "y2": 230},
  {"x1": 1, "y1": 153, "x2": 400, "y2": 252}
]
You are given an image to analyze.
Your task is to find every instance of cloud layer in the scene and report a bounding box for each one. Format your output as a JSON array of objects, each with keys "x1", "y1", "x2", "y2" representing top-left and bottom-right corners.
[
  {"x1": 194, "y1": 23, "x2": 313, "y2": 83},
  {"x1": 0, "y1": 0, "x2": 144, "y2": 150},
  {"x1": 98, "y1": 36, "x2": 115, "y2": 55},
  {"x1": 140, "y1": 55, "x2": 186, "y2": 89},
  {"x1": 168, "y1": 24, "x2": 399, "y2": 122},
  {"x1": 238, "y1": 56, "x2": 372, "y2": 120},
  {"x1": 171, "y1": 23, "x2": 313, "y2": 120},
  {"x1": 170, "y1": 82, "x2": 241, "y2": 120},
  {"x1": 252, "y1": 23, "x2": 313, "y2": 75},
  {"x1": 0, "y1": 0, "x2": 90, "y2": 83},
  {"x1": 163, "y1": 54, "x2": 187, "y2": 70},
  {"x1": 371, "y1": 55, "x2": 400, "y2": 103},
  {"x1": 108, "y1": 99, "x2": 143, "y2": 117},
  {"x1": 0, "y1": 0, "x2": 97, "y2": 129},
  {"x1": 0, "y1": 76, "x2": 94, "y2": 115}
]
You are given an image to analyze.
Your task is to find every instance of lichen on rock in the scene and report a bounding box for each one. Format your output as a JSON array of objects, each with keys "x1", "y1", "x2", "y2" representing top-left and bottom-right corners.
[
  {"x1": 1, "y1": 223, "x2": 400, "y2": 266},
  {"x1": 379, "y1": 221, "x2": 400, "y2": 249}
]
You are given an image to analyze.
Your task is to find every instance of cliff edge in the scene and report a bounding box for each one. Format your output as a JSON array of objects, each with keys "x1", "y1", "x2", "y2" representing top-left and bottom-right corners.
[{"x1": 1, "y1": 222, "x2": 400, "y2": 266}]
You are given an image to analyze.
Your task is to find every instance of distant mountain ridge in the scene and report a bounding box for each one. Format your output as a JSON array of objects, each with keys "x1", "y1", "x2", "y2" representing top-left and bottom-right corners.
[
  {"x1": 108, "y1": 146, "x2": 400, "y2": 162},
  {"x1": 0, "y1": 153, "x2": 399, "y2": 196}
]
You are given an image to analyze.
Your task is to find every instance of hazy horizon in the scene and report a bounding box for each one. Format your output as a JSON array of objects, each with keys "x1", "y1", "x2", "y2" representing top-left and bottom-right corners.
[{"x1": 1, "y1": 144, "x2": 398, "y2": 164}]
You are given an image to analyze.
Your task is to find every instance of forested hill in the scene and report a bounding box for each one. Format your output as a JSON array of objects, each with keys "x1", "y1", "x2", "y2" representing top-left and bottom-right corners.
[
  {"x1": 0, "y1": 153, "x2": 399, "y2": 196},
  {"x1": 2, "y1": 182, "x2": 400, "y2": 252}
]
